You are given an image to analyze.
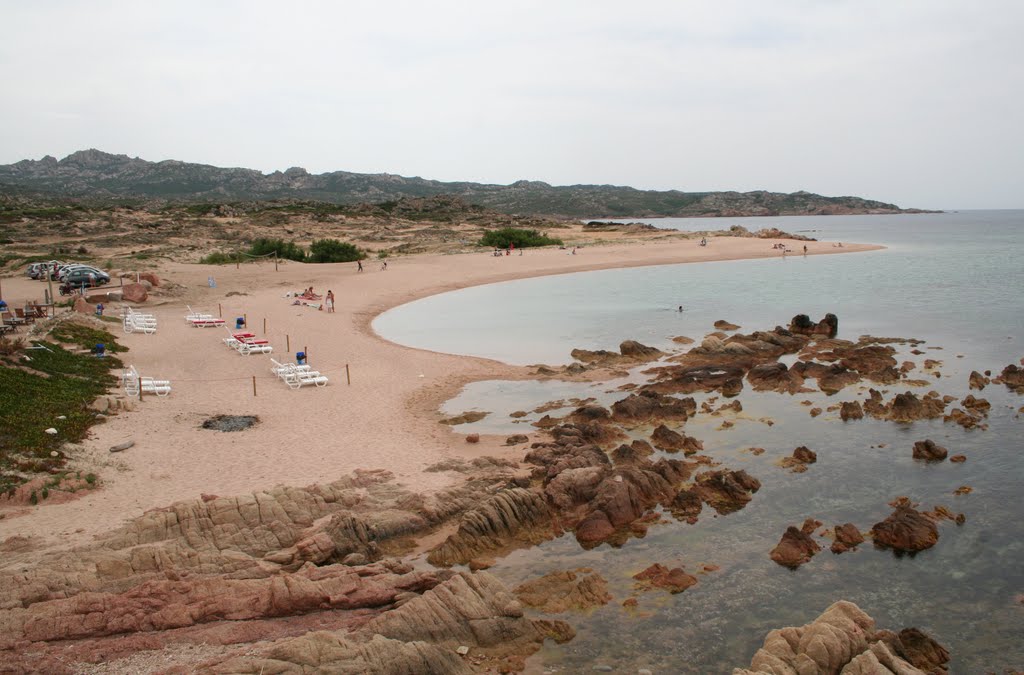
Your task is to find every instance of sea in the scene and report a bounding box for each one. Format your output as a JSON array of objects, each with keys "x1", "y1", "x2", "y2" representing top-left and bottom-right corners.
[{"x1": 373, "y1": 210, "x2": 1024, "y2": 673}]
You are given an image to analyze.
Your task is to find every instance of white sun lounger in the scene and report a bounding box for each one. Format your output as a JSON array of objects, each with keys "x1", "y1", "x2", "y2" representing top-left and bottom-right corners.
[
  {"x1": 269, "y1": 358, "x2": 327, "y2": 388},
  {"x1": 223, "y1": 330, "x2": 273, "y2": 355},
  {"x1": 122, "y1": 365, "x2": 171, "y2": 397},
  {"x1": 123, "y1": 308, "x2": 158, "y2": 334}
]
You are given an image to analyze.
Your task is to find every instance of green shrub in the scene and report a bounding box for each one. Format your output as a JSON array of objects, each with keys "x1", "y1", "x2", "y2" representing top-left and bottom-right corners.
[
  {"x1": 85, "y1": 473, "x2": 97, "y2": 485},
  {"x1": 307, "y1": 239, "x2": 364, "y2": 263},
  {"x1": 198, "y1": 251, "x2": 245, "y2": 265},
  {"x1": 248, "y1": 238, "x2": 306, "y2": 262},
  {"x1": 479, "y1": 227, "x2": 563, "y2": 249}
]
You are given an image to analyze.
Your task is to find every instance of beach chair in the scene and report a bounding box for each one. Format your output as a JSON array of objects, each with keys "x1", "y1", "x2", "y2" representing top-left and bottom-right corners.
[
  {"x1": 269, "y1": 357, "x2": 326, "y2": 388},
  {"x1": 122, "y1": 365, "x2": 172, "y2": 397},
  {"x1": 123, "y1": 308, "x2": 158, "y2": 334},
  {"x1": 185, "y1": 306, "x2": 224, "y2": 327},
  {"x1": 224, "y1": 331, "x2": 273, "y2": 355}
]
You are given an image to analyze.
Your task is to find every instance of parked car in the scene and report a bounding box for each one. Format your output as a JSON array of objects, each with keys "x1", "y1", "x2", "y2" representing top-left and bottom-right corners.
[
  {"x1": 63, "y1": 268, "x2": 110, "y2": 286},
  {"x1": 28, "y1": 260, "x2": 63, "y2": 279},
  {"x1": 57, "y1": 264, "x2": 102, "y2": 281}
]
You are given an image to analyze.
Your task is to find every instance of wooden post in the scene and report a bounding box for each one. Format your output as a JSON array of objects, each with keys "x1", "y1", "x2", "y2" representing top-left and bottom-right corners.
[
  {"x1": 304, "y1": 346, "x2": 308, "y2": 361},
  {"x1": 252, "y1": 375, "x2": 257, "y2": 397},
  {"x1": 274, "y1": 251, "x2": 278, "y2": 272},
  {"x1": 346, "y1": 363, "x2": 350, "y2": 385},
  {"x1": 244, "y1": 313, "x2": 247, "y2": 328},
  {"x1": 236, "y1": 259, "x2": 239, "y2": 269},
  {"x1": 218, "y1": 303, "x2": 222, "y2": 318},
  {"x1": 286, "y1": 334, "x2": 290, "y2": 352},
  {"x1": 263, "y1": 317, "x2": 266, "y2": 334}
]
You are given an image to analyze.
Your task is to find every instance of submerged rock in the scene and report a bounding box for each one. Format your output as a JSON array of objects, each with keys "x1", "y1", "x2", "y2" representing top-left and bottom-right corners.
[
  {"x1": 912, "y1": 439, "x2": 948, "y2": 461},
  {"x1": 831, "y1": 523, "x2": 866, "y2": 554},
  {"x1": 871, "y1": 505, "x2": 939, "y2": 553},
  {"x1": 632, "y1": 563, "x2": 698, "y2": 594},
  {"x1": 513, "y1": 568, "x2": 612, "y2": 613},
  {"x1": 769, "y1": 518, "x2": 822, "y2": 568}
]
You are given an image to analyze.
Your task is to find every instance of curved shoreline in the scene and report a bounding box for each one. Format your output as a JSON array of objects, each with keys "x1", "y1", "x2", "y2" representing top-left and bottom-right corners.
[{"x1": 0, "y1": 237, "x2": 883, "y2": 549}]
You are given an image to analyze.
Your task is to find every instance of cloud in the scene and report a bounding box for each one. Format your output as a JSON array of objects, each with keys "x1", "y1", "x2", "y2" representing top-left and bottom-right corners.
[{"x1": 0, "y1": 0, "x2": 1021, "y2": 207}]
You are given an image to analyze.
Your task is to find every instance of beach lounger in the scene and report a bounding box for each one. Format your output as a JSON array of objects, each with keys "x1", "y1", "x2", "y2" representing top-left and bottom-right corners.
[
  {"x1": 281, "y1": 370, "x2": 329, "y2": 389},
  {"x1": 223, "y1": 331, "x2": 273, "y2": 355},
  {"x1": 185, "y1": 306, "x2": 224, "y2": 326},
  {"x1": 123, "y1": 308, "x2": 158, "y2": 334},
  {"x1": 122, "y1": 365, "x2": 172, "y2": 397}
]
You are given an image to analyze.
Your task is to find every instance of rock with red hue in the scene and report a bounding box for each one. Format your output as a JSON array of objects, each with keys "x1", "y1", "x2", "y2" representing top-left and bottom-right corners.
[
  {"x1": 611, "y1": 390, "x2": 695, "y2": 425},
  {"x1": 668, "y1": 489, "x2": 702, "y2": 523},
  {"x1": 944, "y1": 408, "x2": 986, "y2": 430},
  {"x1": 789, "y1": 313, "x2": 838, "y2": 338},
  {"x1": 645, "y1": 364, "x2": 747, "y2": 397},
  {"x1": 793, "y1": 446, "x2": 817, "y2": 464},
  {"x1": 505, "y1": 434, "x2": 530, "y2": 445},
  {"x1": 830, "y1": 523, "x2": 866, "y2": 554},
  {"x1": 71, "y1": 296, "x2": 96, "y2": 314},
  {"x1": 632, "y1": 563, "x2": 698, "y2": 594},
  {"x1": 960, "y1": 395, "x2": 991, "y2": 415},
  {"x1": 840, "y1": 400, "x2": 864, "y2": 421},
  {"x1": 895, "y1": 627, "x2": 952, "y2": 673},
  {"x1": 138, "y1": 272, "x2": 160, "y2": 287},
  {"x1": 993, "y1": 364, "x2": 1024, "y2": 393},
  {"x1": 121, "y1": 282, "x2": 149, "y2": 303},
  {"x1": 864, "y1": 389, "x2": 947, "y2": 423},
  {"x1": 649, "y1": 424, "x2": 703, "y2": 455},
  {"x1": 570, "y1": 340, "x2": 663, "y2": 366},
  {"x1": 747, "y1": 362, "x2": 807, "y2": 394},
  {"x1": 466, "y1": 433, "x2": 480, "y2": 444},
  {"x1": 950, "y1": 455, "x2": 966, "y2": 463},
  {"x1": 714, "y1": 320, "x2": 740, "y2": 330},
  {"x1": 969, "y1": 370, "x2": 989, "y2": 390},
  {"x1": 770, "y1": 519, "x2": 822, "y2": 568},
  {"x1": 871, "y1": 505, "x2": 939, "y2": 553},
  {"x1": 692, "y1": 469, "x2": 761, "y2": 514},
  {"x1": 912, "y1": 439, "x2": 948, "y2": 461}
]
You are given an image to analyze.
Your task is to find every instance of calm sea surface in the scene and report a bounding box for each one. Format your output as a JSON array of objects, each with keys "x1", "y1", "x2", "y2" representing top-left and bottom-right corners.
[{"x1": 374, "y1": 211, "x2": 1024, "y2": 673}]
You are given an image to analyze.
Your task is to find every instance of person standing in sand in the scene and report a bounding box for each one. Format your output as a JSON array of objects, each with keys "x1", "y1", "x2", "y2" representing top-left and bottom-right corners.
[
  {"x1": 325, "y1": 290, "x2": 335, "y2": 313},
  {"x1": 357, "y1": 260, "x2": 363, "y2": 272}
]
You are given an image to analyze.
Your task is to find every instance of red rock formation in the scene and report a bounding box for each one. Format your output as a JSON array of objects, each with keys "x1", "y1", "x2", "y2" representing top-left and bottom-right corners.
[
  {"x1": 513, "y1": 568, "x2": 612, "y2": 612},
  {"x1": 121, "y1": 282, "x2": 149, "y2": 303},
  {"x1": 912, "y1": 439, "x2": 948, "y2": 461},
  {"x1": 691, "y1": 469, "x2": 761, "y2": 514},
  {"x1": 871, "y1": 506, "x2": 939, "y2": 553},
  {"x1": 769, "y1": 519, "x2": 822, "y2": 568},
  {"x1": 831, "y1": 523, "x2": 866, "y2": 554},
  {"x1": 632, "y1": 563, "x2": 698, "y2": 593}
]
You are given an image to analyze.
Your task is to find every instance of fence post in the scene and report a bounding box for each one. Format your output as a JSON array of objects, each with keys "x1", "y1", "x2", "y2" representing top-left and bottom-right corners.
[
  {"x1": 286, "y1": 334, "x2": 290, "y2": 352},
  {"x1": 218, "y1": 303, "x2": 222, "y2": 318},
  {"x1": 346, "y1": 364, "x2": 350, "y2": 385},
  {"x1": 263, "y1": 317, "x2": 266, "y2": 335},
  {"x1": 252, "y1": 375, "x2": 257, "y2": 397}
]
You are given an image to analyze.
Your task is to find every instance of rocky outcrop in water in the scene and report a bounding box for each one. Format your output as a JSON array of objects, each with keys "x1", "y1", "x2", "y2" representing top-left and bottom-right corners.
[
  {"x1": 632, "y1": 563, "x2": 698, "y2": 594},
  {"x1": 513, "y1": 568, "x2": 612, "y2": 613},
  {"x1": 733, "y1": 600, "x2": 950, "y2": 675},
  {"x1": 831, "y1": 523, "x2": 866, "y2": 554},
  {"x1": 650, "y1": 424, "x2": 703, "y2": 454},
  {"x1": 770, "y1": 519, "x2": 822, "y2": 568},
  {"x1": 611, "y1": 390, "x2": 695, "y2": 425},
  {"x1": 691, "y1": 469, "x2": 761, "y2": 514},
  {"x1": 993, "y1": 363, "x2": 1024, "y2": 393},
  {"x1": 570, "y1": 340, "x2": 663, "y2": 367},
  {"x1": 912, "y1": 439, "x2": 948, "y2": 461},
  {"x1": 789, "y1": 313, "x2": 838, "y2": 338},
  {"x1": 863, "y1": 389, "x2": 947, "y2": 423},
  {"x1": 871, "y1": 505, "x2": 939, "y2": 553}
]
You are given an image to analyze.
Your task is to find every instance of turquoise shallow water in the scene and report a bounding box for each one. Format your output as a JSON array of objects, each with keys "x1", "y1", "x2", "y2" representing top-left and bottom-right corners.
[{"x1": 375, "y1": 211, "x2": 1024, "y2": 672}]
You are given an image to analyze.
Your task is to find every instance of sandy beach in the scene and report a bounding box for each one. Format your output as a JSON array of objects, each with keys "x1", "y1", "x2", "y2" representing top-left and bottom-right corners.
[{"x1": 0, "y1": 236, "x2": 881, "y2": 549}]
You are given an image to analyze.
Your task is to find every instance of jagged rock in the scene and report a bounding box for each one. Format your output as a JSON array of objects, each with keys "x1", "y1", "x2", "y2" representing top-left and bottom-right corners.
[
  {"x1": 892, "y1": 627, "x2": 951, "y2": 674},
  {"x1": 692, "y1": 469, "x2": 760, "y2": 514},
  {"x1": 993, "y1": 364, "x2": 1024, "y2": 393},
  {"x1": 747, "y1": 361, "x2": 807, "y2": 394},
  {"x1": 912, "y1": 439, "x2": 948, "y2": 461},
  {"x1": 840, "y1": 400, "x2": 864, "y2": 421},
  {"x1": 570, "y1": 340, "x2": 662, "y2": 366},
  {"x1": 733, "y1": 600, "x2": 947, "y2": 675},
  {"x1": 632, "y1": 563, "x2": 698, "y2": 594},
  {"x1": 513, "y1": 568, "x2": 612, "y2": 612},
  {"x1": 72, "y1": 296, "x2": 96, "y2": 314},
  {"x1": 968, "y1": 370, "x2": 990, "y2": 390},
  {"x1": 505, "y1": 434, "x2": 530, "y2": 445},
  {"x1": 440, "y1": 410, "x2": 488, "y2": 425},
  {"x1": 960, "y1": 394, "x2": 990, "y2": 415},
  {"x1": 714, "y1": 320, "x2": 740, "y2": 330},
  {"x1": 649, "y1": 424, "x2": 703, "y2": 455},
  {"x1": 121, "y1": 282, "x2": 148, "y2": 303},
  {"x1": 611, "y1": 390, "x2": 695, "y2": 425},
  {"x1": 830, "y1": 523, "x2": 865, "y2": 554},
  {"x1": 789, "y1": 312, "x2": 838, "y2": 338},
  {"x1": 769, "y1": 519, "x2": 822, "y2": 568},
  {"x1": 646, "y1": 364, "x2": 747, "y2": 398},
  {"x1": 864, "y1": 390, "x2": 946, "y2": 423},
  {"x1": 618, "y1": 340, "x2": 662, "y2": 359},
  {"x1": 871, "y1": 505, "x2": 939, "y2": 553},
  {"x1": 427, "y1": 488, "x2": 552, "y2": 567},
  {"x1": 668, "y1": 489, "x2": 703, "y2": 523}
]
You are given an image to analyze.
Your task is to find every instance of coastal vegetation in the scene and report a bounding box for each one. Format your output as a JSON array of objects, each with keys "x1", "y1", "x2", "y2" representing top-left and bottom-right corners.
[
  {"x1": 0, "y1": 320, "x2": 124, "y2": 494},
  {"x1": 198, "y1": 237, "x2": 366, "y2": 264},
  {"x1": 479, "y1": 227, "x2": 563, "y2": 249}
]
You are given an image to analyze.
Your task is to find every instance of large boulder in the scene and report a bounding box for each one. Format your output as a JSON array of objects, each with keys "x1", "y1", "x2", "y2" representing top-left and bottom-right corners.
[
  {"x1": 789, "y1": 312, "x2": 838, "y2": 338},
  {"x1": 121, "y1": 282, "x2": 149, "y2": 303},
  {"x1": 912, "y1": 439, "x2": 948, "y2": 461},
  {"x1": 632, "y1": 563, "x2": 698, "y2": 594},
  {"x1": 139, "y1": 272, "x2": 161, "y2": 287},
  {"x1": 650, "y1": 424, "x2": 703, "y2": 455},
  {"x1": 611, "y1": 390, "x2": 695, "y2": 425},
  {"x1": 993, "y1": 364, "x2": 1024, "y2": 393},
  {"x1": 831, "y1": 523, "x2": 866, "y2": 554},
  {"x1": 692, "y1": 469, "x2": 761, "y2": 514},
  {"x1": 72, "y1": 296, "x2": 96, "y2": 314},
  {"x1": 871, "y1": 505, "x2": 939, "y2": 553},
  {"x1": 747, "y1": 362, "x2": 807, "y2": 394},
  {"x1": 733, "y1": 600, "x2": 949, "y2": 675},
  {"x1": 769, "y1": 519, "x2": 822, "y2": 568}
]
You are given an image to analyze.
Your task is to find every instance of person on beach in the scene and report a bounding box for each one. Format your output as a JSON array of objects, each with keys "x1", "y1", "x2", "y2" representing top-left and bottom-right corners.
[
  {"x1": 357, "y1": 260, "x2": 363, "y2": 272},
  {"x1": 381, "y1": 260, "x2": 388, "y2": 271},
  {"x1": 325, "y1": 290, "x2": 335, "y2": 313}
]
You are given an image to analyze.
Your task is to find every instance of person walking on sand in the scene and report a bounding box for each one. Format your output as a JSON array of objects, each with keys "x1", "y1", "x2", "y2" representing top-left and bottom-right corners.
[
  {"x1": 357, "y1": 260, "x2": 363, "y2": 272},
  {"x1": 803, "y1": 245, "x2": 808, "y2": 255},
  {"x1": 381, "y1": 260, "x2": 388, "y2": 271},
  {"x1": 325, "y1": 290, "x2": 335, "y2": 313}
]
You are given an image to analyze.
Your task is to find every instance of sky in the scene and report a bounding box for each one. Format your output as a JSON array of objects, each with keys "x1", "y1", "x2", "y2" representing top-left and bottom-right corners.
[{"x1": 1, "y1": 1, "x2": 1021, "y2": 209}]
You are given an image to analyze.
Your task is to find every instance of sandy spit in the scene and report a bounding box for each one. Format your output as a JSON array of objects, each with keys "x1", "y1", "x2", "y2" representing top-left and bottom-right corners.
[{"x1": 0, "y1": 237, "x2": 881, "y2": 548}]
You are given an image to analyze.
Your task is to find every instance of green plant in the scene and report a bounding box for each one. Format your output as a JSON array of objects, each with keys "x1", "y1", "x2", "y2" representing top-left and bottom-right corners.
[
  {"x1": 198, "y1": 251, "x2": 245, "y2": 265},
  {"x1": 85, "y1": 473, "x2": 97, "y2": 485},
  {"x1": 0, "y1": 336, "x2": 25, "y2": 356},
  {"x1": 248, "y1": 238, "x2": 306, "y2": 262},
  {"x1": 307, "y1": 239, "x2": 364, "y2": 263},
  {"x1": 29, "y1": 491, "x2": 37, "y2": 505},
  {"x1": 479, "y1": 227, "x2": 563, "y2": 249}
]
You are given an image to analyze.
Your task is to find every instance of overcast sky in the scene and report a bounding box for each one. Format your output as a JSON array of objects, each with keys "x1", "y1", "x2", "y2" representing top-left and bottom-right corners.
[{"x1": 1, "y1": 1, "x2": 1021, "y2": 209}]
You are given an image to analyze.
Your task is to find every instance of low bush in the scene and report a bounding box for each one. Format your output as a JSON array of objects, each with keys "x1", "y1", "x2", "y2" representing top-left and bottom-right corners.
[
  {"x1": 479, "y1": 227, "x2": 563, "y2": 249},
  {"x1": 249, "y1": 238, "x2": 306, "y2": 262},
  {"x1": 307, "y1": 239, "x2": 365, "y2": 263}
]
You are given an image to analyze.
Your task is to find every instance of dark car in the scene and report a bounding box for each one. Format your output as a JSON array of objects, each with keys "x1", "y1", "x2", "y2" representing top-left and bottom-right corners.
[{"x1": 61, "y1": 268, "x2": 110, "y2": 289}]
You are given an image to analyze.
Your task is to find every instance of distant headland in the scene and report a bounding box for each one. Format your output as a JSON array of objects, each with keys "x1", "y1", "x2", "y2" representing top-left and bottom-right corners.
[{"x1": 0, "y1": 149, "x2": 935, "y2": 218}]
